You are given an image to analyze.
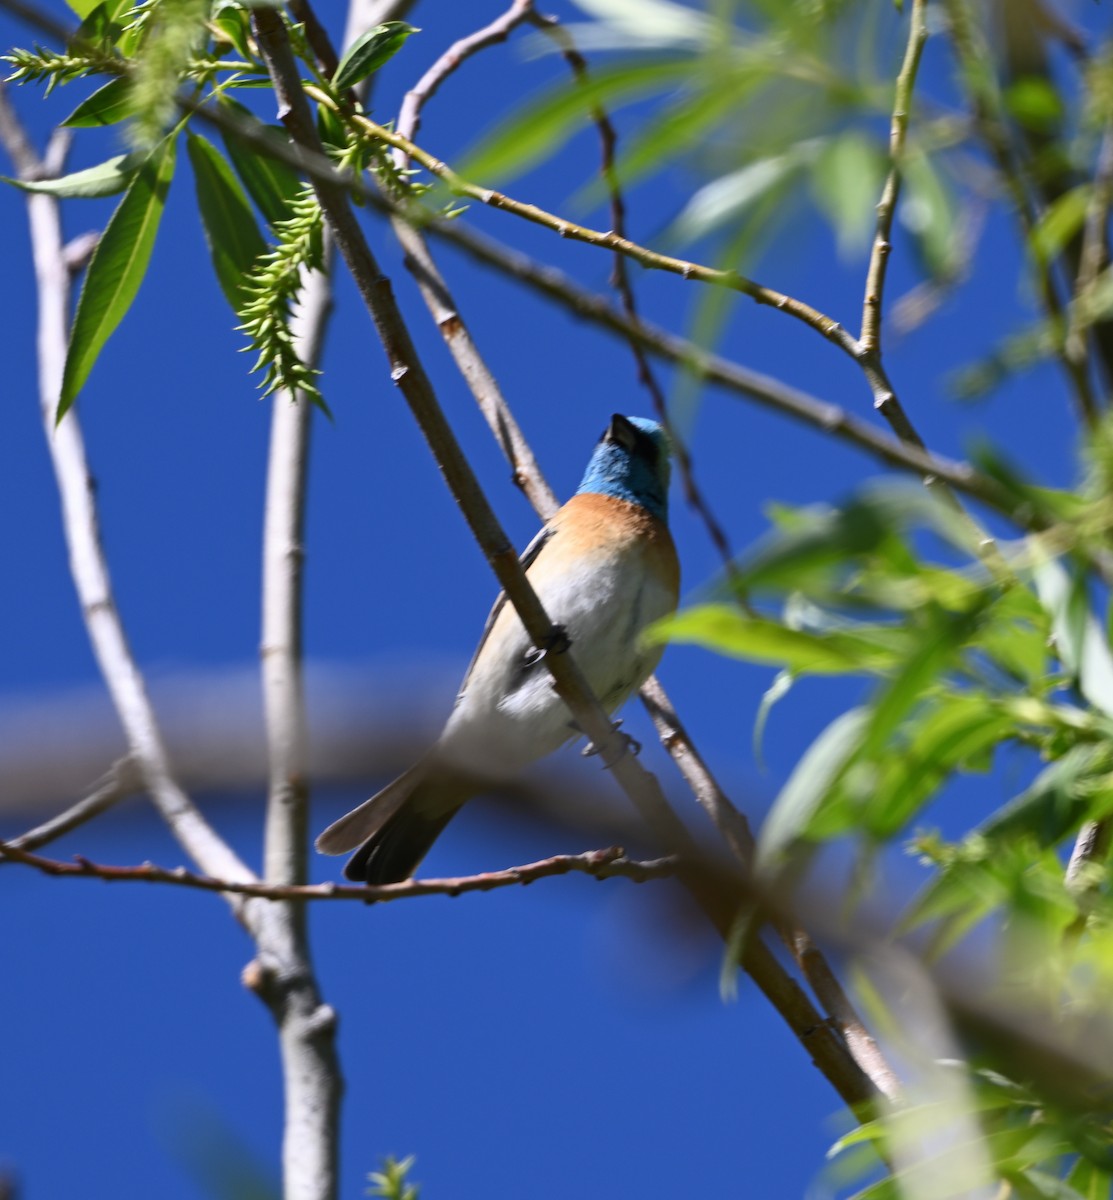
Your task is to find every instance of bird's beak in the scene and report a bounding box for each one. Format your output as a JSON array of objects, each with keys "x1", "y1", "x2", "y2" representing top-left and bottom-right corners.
[{"x1": 604, "y1": 413, "x2": 637, "y2": 448}]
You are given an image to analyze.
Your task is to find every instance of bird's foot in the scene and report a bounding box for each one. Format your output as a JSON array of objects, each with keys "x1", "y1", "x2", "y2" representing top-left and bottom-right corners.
[
  {"x1": 524, "y1": 624, "x2": 571, "y2": 667},
  {"x1": 581, "y1": 722, "x2": 641, "y2": 759}
]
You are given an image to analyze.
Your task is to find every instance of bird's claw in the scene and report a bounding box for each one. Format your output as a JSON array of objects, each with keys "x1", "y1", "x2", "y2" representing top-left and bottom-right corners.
[
  {"x1": 582, "y1": 722, "x2": 641, "y2": 759},
  {"x1": 524, "y1": 624, "x2": 571, "y2": 667}
]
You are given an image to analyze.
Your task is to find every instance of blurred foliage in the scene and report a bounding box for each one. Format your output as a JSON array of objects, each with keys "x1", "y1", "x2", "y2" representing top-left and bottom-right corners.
[
  {"x1": 654, "y1": 440, "x2": 1113, "y2": 1194},
  {"x1": 367, "y1": 1156, "x2": 420, "y2": 1200},
  {"x1": 467, "y1": 0, "x2": 953, "y2": 273}
]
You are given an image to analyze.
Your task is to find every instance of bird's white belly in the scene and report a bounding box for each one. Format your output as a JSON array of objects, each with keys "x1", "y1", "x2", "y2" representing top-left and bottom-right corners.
[{"x1": 436, "y1": 546, "x2": 673, "y2": 780}]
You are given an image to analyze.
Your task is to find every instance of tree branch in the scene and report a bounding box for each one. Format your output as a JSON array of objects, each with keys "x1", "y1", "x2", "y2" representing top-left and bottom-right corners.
[
  {"x1": 393, "y1": 0, "x2": 538, "y2": 171},
  {"x1": 0, "y1": 80, "x2": 257, "y2": 908},
  {"x1": 314, "y1": 92, "x2": 858, "y2": 351},
  {"x1": 381, "y1": 0, "x2": 894, "y2": 1103},
  {"x1": 5, "y1": 757, "x2": 139, "y2": 852},
  {"x1": 251, "y1": 7, "x2": 881, "y2": 1113},
  {"x1": 258, "y1": 246, "x2": 340, "y2": 1200},
  {"x1": 860, "y1": 0, "x2": 928, "y2": 355},
  {"x1": 0, "y1": 840, "x2": 676, "y2": 899}
]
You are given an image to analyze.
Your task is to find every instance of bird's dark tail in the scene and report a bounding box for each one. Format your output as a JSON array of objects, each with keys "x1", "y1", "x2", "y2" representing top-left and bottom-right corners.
[
  {"x1": 342, "y1": 801, "x2": 461, "y2": 884},
  {"x1": 315, "y1": 760, "x2": 475, "y2": 884}
]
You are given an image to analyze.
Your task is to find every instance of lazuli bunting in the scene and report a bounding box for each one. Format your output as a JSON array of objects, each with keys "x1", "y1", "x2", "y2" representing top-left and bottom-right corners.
[{"x1": 316, "y1": 414, "x2": 679, "y2": 883}]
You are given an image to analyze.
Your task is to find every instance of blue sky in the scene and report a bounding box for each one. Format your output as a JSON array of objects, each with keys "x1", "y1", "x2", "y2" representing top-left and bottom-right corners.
[{"x1": 0, "y1": 1, "x2": 1093, "y2": 1197}]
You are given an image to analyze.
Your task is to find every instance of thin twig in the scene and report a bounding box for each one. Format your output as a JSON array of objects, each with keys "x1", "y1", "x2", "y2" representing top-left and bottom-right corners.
[
  {"x1": 393, "y1": 0, "x2": 537, "y2": 172},
  {"x1": 787, "y1": 929, "x2": 902, "y2": 1102},
  {"x1": 0, "y1": 840, "x2": 677, "y2": 899},
  {"x1": 383, "y1": 1, "x2": 897, "y2": 1103},
  {"x1": 942, "y1": 0, "x2": 1099, "y2": 427},
  {"x1": 254, "y1": 9, "x2": 671, "y2": 808},
  {"x1": 84, "y1": 80, "x2": 1017, "y2": 521},
  {"x1": 410, "y1": 213, "x2": 1018, "y2": 509},
  {"x1": 314, "y1": 90, "x2": 858, "y2": 352},
  {"x1": 388, "y1": 4, "x2": 558, "y2": 517},
  {"x1": 860, "y1": 0, "x2": 928, "y2": 355},
  {"x1": 534, "y1": 13, "x2": 739, "y2": 576},
  {"x1": 6, "y1": 757, "x2": 139, "y2": 852}
]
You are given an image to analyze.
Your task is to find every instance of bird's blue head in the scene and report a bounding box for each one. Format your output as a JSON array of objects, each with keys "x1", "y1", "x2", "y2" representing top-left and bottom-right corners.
[{"x1": 576, "y1": 414, "x2": 672, "y2": 522}]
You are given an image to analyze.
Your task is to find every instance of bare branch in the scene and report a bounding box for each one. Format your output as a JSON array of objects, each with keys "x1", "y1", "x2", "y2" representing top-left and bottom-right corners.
[
  {"x1": 6, "y1": 757, "x2": 139, "y2": 852},
  {"x1": 0, "y1": 840, "x2": 677, "y2": 899},
  {"x1": 62, "y1": 230, "x2": 99, "y2": 274},
  {"x1": 860, "y1": 0, "x2": 928, "y2": 355},
  {"x1": 385, "y1": 3, "x2": 894, "y2": 1102},
  {"x1": 415, "y1": 214, "x2": 1019, "y2": 515},
  {"x1": 0, "y1": 82, "x2": 257, "y2": 904},
  {"x1": 393, "y1": 0, "x2": 537, "y2": 172},
  {"x1": 313, "y1": 93, "x2": 857, "y2": 351},
  {"x1": 260, "y1": 256, "x2": 340, "y2": 1200},
  {"x1": 252, "y1": 8, "x2": 675, "y2": 823}
]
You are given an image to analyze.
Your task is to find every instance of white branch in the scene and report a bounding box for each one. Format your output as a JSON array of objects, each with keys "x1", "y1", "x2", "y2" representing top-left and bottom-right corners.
[{"x1": 0, "y1": 85, "x2": 256, "y2": 905}]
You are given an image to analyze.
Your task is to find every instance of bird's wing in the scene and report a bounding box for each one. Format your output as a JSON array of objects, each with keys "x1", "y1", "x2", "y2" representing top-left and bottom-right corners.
[{"x1": 454, "y1": 524, "x2": 555, "y2": 704}]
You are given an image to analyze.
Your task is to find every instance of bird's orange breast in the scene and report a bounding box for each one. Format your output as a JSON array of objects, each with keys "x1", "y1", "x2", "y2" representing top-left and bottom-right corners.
[{"x1": 548, "y1": 492, "x2": 680, "y2": 598}]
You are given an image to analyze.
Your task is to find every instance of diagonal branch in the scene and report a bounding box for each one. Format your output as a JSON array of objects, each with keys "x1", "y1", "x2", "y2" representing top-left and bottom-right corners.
[
  {"x1": 5, "y1": 757, "x2": 139, "y2": 852},
  {"x1": 252, "y1": 7, "x2": 880, "y2": 1113},
  {"x1": 251, "y1": 7, "x2": 687, "y2": 849},
  {"x1": 312, "y1": 92, "x2": 859, "y2": 351}
]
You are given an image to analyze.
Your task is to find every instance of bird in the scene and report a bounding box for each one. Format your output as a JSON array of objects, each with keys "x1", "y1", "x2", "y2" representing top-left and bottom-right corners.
[{"x1": 315, "y1": 413, "x2": 680, "y2": 884}]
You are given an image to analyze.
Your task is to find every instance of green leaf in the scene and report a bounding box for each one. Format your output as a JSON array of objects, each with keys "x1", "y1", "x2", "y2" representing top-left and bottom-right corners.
[
  {"x1": 1033, "y1": 557, "x2": 1113, "y2": 718},
  {"x1": 1066, "y1": 1157, "x2": 1112, "y2": 1200},
  {"x1": 5, "y1": 152, "x2": 140, "y2": 198},
  {"x1": 58, "y1": 136, "x2": 177, "y2": 420},
  {"x1": 1005, "y1": 76, "x2": 1065, "y2": 133},
  {"x1": 1031, "y1": 185, "x2": 1091, "y2": 265},
  {"x1": 757, "y1": 707, "x2": 869, "y2": 870},
  {"x1": 900, "y1": 146, "x2": 957, "y2": 279},
  {"x1": 650, "y1": 605, "x2": 898, "y2": 674},
  {"x1": 186, "y1": 133, "x2": 267, "y2": 312},
  {"x1": 62, "y1": 77, "x2": 134, "y2": 127},
  {"x1": 739, "y1": 483, "x2": 972, "y2": 597},
  {"x1": 980, "y1": 744, "x2": 1113, "y2": 846},
  {"x1": 217, "y1": 97, "x2": 303, "y2": 228},
  {"x1": 332, "y1": 21, "x2": 419, "y2": 92},
  {"x1": 672, "y1": 141, "x2": 818, "y2": 243},
  {"x1": 860, "y1": 601, "x2": 989, "y2": 764},
  {"x1": 461, "y1": 59, "x2": 693, "y2": 185},
  {"x1": 211, "y1": 2, "x2": 254, "y2": 60},
  {"x1": 608, "y1": 73, "x2": 764, "y2": 189},
  {"x1": 863, "y1": 693, "x2": 1015, "y2": 837},
  {"x1": 753, "y1": 670, "x2": 794, "y2": 771},
  {"x1": 810, "y1": 130, "x2": 887, "y2": 257}
]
